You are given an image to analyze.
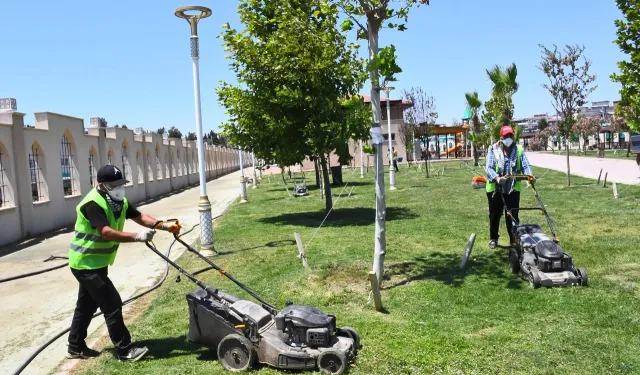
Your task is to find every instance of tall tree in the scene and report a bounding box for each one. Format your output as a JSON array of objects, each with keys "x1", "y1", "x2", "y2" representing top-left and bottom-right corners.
[
  {"x1": 218, "y1": 0, "x2": 367, "y2": 212},
  {"x1": 168, "y1": 126, "x2": 183, "y2": 139},
  {"x1": 338, "y1": 0, "x2": 429, "y2": 284},
  {"x1": 464, "y1": 91, "x2": 482, "y2": 166},
  {"x1": 573, "y1": 116, "x2": 601, "y2": 154},
  {"x1": 156, "y1": 127, "x2": 166, "y2": 135},
  {"x1": 612, "y1": 0, "x2": 640, "y2": 133},
  {"x1": 537, "y1": 118, "x2": 549, "y2": 131},
  {"x1": 486, "y1": 63, "x2": 519, "y2": 140},
  {"x1": 539, "y1": 44, "x2": 597, "y2": 186},
  {"x1": 537, "y1": 118, "x2": 549, "y2": 150},
  {"x1": 186, "y1": 132, "x2": 197, "y2": 141},
  {"x1": 403, "y1": 87, "x2": 437, "y2": 176},
  {"x1": 611, "y1": 109, "x2": 632, "y2": 156},
  {"x1": 97, "y1": 117, "x2": 108, "y2": 128}
]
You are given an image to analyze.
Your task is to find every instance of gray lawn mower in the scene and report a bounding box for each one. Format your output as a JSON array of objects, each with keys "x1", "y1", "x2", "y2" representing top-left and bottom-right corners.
[
  {"x1": 497, "y1": 175, "x2": 588, "y2": 288},
  {"x1": 144, "y1": 229, "x2": 359, "y2": 374},
  {"x1": 293, "y1": 176, "x2": 309, "y2": 197}
]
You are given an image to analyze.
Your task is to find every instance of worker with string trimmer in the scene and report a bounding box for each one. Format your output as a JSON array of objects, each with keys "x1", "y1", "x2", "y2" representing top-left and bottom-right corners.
[{"x1": 485, "y1": 125, "x2": 535, "y2": 249}]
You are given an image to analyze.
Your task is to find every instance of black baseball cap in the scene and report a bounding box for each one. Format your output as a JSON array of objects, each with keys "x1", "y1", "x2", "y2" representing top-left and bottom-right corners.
[{"x1": 97, "y1": 165, "x2": 129, "y2": 186}]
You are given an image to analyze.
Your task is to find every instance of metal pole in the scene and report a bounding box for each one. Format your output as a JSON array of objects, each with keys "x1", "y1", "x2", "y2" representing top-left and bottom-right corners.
[
  {"x1": 360, "y1": 140, "x2": 365, "y2": 178},
  {"x1": 175, "y1": 5, "x2": 214, "y2": 256},
  {"x1": 385, "y1": 87, "x2": 396, "y2": 190},
  {"x1": 252, "y1": 153, "x2": 258, "y2": 188},
  {"x1": 239, "y1": 150, "x2": 247, "y2": 203}
]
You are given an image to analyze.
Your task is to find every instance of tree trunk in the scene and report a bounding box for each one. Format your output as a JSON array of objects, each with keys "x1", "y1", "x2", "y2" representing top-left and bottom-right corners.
[
  {"x1": 314, "y1": 158, "x2": 321, "y2": 188},
  {"x1": 472, "y1": 142, "x2": 479, "y2": 167},
  {"x1": 566, "y1": 145, "x2": 571, "y2": 186},
  {"x1": 627, "y1": 139, "x2": 631, "y2": 158},
  {"x1": 320, "y1": 154, "x2": 332, "y2": 212},
  {"x1": 366, "y1": 20, "x2": 387, "y2": 284},
  {"x1": 280, "y1": 165, "x2": 286, "y2": 185}
]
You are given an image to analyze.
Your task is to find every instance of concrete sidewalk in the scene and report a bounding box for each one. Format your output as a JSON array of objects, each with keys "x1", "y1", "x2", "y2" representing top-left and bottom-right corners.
[
  {"x1": 0, "y1": 170, "x2": 245, "y2": 375},
  {"x1": 527, "y1": 152, "x2": 640, "y2": 185}
]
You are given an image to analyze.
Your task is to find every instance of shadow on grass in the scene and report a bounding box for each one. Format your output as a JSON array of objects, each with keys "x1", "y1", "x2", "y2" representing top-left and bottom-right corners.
[
  {"x1": 137, "y1": 335, "x2": 215, "y2": 361},
  {"x1": 259, "y1": 207, "x2": 418, "y2": 227},
  {"x1": 382, "y1": 251, "x2": 523, "y2": 289}
]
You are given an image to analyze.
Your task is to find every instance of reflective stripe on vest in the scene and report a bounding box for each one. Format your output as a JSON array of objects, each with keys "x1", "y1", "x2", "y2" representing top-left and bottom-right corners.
[
  {"x1": 68, "y1": 188, "x2": 128, "y2": 270},
  {"x1": 486, "y1": 144, "x2": 523, "y2": 193}
]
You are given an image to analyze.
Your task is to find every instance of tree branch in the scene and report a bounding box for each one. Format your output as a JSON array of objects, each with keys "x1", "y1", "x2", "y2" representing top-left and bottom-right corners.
[{"x1": 336, "y1": 1, "x2": 368, "y2": 33}]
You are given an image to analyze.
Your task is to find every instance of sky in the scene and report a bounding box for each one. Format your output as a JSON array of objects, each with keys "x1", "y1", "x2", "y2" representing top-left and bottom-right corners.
[{"x1": 0, "y1": 0, "x2": 626, "y2": 134}]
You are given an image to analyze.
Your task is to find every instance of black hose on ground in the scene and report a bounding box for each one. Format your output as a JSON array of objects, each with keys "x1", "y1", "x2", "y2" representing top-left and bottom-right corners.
[
  {"x1": 2, "y1": 210, "x2": 228, "y2": 285},
  {"x1": 0, "y1": 262, "x2": 68, "y2": 284},
  {"x1": 10, "y1": 225, "x2": 199, "y2": 375}
]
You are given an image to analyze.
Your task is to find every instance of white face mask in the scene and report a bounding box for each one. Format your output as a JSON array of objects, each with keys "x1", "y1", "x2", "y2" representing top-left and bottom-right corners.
[
  {"x1": 502, "y1": 138, "x2": 514, "y2": 147},
  {"x1": 107, "y1": 186, "x2": 126, "y2": 201}
]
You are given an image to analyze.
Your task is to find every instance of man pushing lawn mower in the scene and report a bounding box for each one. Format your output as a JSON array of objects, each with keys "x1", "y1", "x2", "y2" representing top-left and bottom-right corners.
[
  {"x1": 66, "y1": 165, "x2": 181, "y2": 361},
  {"x1": 485, "y1": 125, "x2": 534, "y2": 249}
]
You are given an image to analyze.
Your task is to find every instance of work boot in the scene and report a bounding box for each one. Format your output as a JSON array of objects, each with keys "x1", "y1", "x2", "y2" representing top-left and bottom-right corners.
[
  {"x1": 67, "y1": 346, "x2": 101, "y2": 359},
  {"x1": 488, "y1": 239, "x2": 498, "y2": 249},
  {"x1": 118, "y1": 345, "x2": 149, "y2": 362}
]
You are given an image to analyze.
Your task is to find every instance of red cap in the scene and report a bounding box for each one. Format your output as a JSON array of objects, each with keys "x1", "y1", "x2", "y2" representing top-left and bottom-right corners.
[{"x1": 500, "y1": 126, "x2": 514, "y2": 137}]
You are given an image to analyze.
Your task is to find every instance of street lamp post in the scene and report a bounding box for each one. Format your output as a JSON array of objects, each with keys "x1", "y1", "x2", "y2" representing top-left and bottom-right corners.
[
  {"x1": 239, "y1": 150, "x2": 247, "y2": 203},
  {"x1": 384, "y1": 87, "x2": 397, "y2": 190},
  {"x1": 175, "y1": 5, "x2": 215, "y2": 256},
  {"x1": 252, "y1": 153, "x2": 258, "y2": 188},
  {"x1": 360, "y1": 140, "x2": 364, "y2": 178}
]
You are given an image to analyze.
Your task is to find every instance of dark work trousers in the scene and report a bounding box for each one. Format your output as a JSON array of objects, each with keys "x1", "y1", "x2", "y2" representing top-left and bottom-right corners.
[
  {"x1": 487, "y1": 190, "x2": 520, "y2": 244},
  {"x1": 68, "y1": 267, "x2": 131, "y2": 354},
  {"x1": 392, "y1": 160, "x2": 399, "y2": 172}
]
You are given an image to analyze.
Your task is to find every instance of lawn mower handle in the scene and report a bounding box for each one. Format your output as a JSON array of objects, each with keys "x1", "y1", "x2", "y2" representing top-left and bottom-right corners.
[{"x1": 170, "y1": 232, "x2": 279, "y2": 315}]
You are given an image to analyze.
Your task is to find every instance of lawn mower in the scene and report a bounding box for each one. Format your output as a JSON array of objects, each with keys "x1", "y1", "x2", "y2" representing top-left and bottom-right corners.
[
  {"x1": 144, "y1": 226, "x2": 359, "y2": 374},
  {"x1": 496, "y1": 175, "x2": 588, "y2": 288},
  {"x1": 293, "y1": 176, "x2": 309, "y2": 197}
]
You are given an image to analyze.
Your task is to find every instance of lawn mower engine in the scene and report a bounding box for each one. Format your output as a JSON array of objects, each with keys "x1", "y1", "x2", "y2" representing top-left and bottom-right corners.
[
  {"x1": 509, "y1": 224, "x2": 588, "y2": 288},
  {"x1": 186, "y1": 288, "x2": 358, "y2": 374}
]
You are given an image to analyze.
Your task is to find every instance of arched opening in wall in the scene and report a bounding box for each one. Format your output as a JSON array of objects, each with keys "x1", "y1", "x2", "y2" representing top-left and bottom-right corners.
[
  {"x1": 146, "y1": 149, "x2": 154, "y2": 182},
  {"x1": 29, "y1": 142, "x2": 49, "y2": 202},
  {"x1": 88, "y1": 145, "x2": 98, "y2": 187},
  {"x1": 192, "y1": 150, "x2": 197, "y2": 174},
  {"x1": 176, "y1": 149, "x2": 182, "y2": 176},
  {"x1": 121, "y1": 140, "x2": 132, "y2": 185},
  {"x1": 164, "y1": 151, "x2": 170, "y2": 178},
  {"x1": 61, "y1": 131, "x2": 80, "y2": 196},
  {"x1": 107, "y1": 148, "x2": 113, "y2": 165},
  {"x1": 136, "y1": 150, "x2": 144, "y2": 184},
  {"x1": 155, "y1": 144, "x2": 162, "y2": 180},
  {"x1": 0, "y1": 140, "x2": 16, "y2": 208}
]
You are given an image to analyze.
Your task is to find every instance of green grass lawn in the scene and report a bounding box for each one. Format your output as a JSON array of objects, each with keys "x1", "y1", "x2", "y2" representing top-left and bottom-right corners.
[
  {"x1": 79, "y1": 163, "x2": 640, "y2": 375},
  {"x1": 542, "y1": 149, "x2": 637, "y2": 160}
]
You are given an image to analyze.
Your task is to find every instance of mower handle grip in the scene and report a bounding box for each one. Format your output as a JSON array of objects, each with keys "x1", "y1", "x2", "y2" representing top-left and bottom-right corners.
[{"x1": 502, "y1": 174, "x2": 535, "y2": 182}]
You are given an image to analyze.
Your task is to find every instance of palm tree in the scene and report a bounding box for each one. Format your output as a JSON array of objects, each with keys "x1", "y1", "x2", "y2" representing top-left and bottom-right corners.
[
  {"x1": 465, "y1": 91, "x2": 483, "y2": 166},
  {"x1": 486, "y1": 63, "x2": 519, "y2": 129}
]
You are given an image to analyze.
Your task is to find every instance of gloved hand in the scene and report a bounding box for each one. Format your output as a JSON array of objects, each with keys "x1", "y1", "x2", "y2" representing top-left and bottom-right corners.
[
  {"x1": 497, "y1": 176, "x2": 508, "y2": 185},
  {"x1": 135, "y1": 229, "x2": 156, "y2": 242},
  {"x1": 155, "y1": 220, "x2": 182, "y2": 234},
  {"x1": 528, "y1": 175, "x2": 537, "y2": 185},
  {"x1": 161, "y1": 221, "x2": 182, "y2": 234}
]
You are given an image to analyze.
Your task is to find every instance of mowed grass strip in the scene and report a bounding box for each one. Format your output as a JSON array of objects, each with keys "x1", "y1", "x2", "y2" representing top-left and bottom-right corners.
[{"x1": 80, "y1": 162, "x2": 640, "y2": 375}]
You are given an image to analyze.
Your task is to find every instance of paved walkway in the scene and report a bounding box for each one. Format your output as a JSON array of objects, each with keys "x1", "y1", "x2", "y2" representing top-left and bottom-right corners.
[
  {"x1": 527, "y1": 152, "x2": 640, "y2": 185},
  {"x1": 0, "y1": 170, "x2": 247, "y2": 375}
]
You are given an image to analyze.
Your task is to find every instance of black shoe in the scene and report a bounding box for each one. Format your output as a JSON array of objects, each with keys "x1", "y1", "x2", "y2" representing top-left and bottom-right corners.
[
  {"x1": 118, "y1": 346, "x2": 149, "y2": 362},
  {"x1": 488, "y1": 239, "x2": 498, "y2": 249},
  {"x1": 67, "y1": 346, "x2": 101, "y2": 359}
]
